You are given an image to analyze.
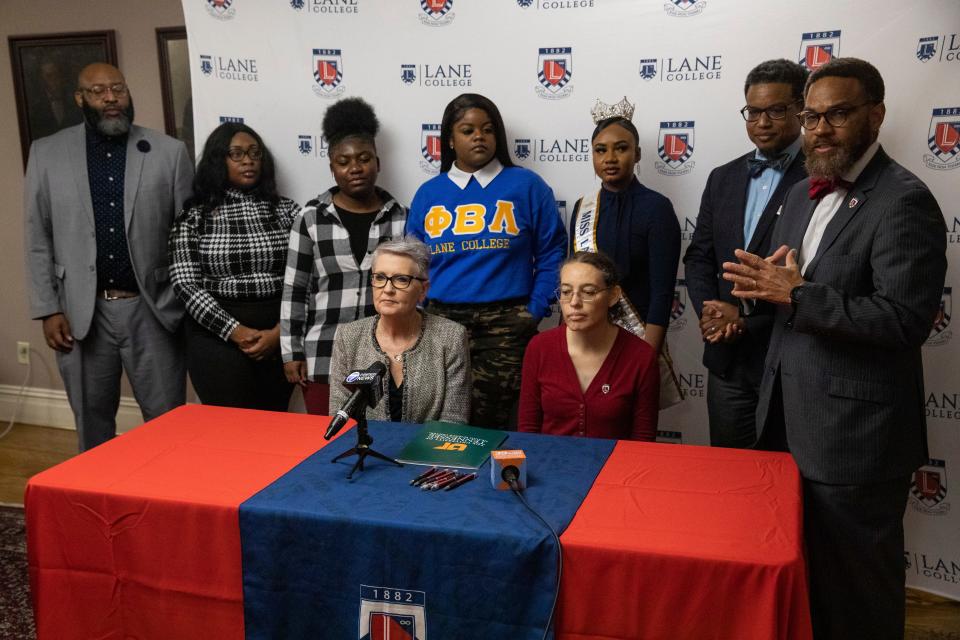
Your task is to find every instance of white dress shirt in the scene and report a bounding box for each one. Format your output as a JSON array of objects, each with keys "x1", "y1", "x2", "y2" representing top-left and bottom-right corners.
[
  {"x1": 799, "y1": 140, "x2": 880, "y2": 275},
  {"x1": 446, "y1": 158, "x2": 503, "y2": 190}
]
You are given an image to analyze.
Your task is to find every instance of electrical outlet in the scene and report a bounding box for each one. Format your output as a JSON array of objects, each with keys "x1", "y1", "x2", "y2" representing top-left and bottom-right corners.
[{"x1": 17, "y1": 341, "x2": 30, "y2": 365}]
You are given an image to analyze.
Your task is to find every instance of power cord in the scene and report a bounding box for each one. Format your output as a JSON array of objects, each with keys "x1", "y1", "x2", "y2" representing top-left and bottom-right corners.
[
  {"x1": 510, "y1": 482, "x2": 562, "y2": 640},
  {"x1": 1, "y1": 358, "x2": 31, "y2": 440}
]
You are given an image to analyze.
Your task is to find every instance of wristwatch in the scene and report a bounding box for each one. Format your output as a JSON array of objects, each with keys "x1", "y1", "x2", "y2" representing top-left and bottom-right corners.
[{"x1": 789, "y1": 284, "x2": 805, "y2": 305}]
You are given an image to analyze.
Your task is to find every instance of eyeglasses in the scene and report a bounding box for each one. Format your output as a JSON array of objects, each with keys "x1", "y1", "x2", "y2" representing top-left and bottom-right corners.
[
  {"x1": 227, "y1": 146, "x2": 263, "y2": 162},
  {"x1": 371, "y1": 272, "x2": 426, "y2": 290},
  {"x1": 556, "y1": 286, "x2": 610, "y2": 303},
  {"x1": 796, "y1": 102, "x2": 876, "y2": 130},
  {"x1": 79, "y1": 83, "x2": 128, "y2": 99},
  {"x1": 739, "y1": 100, "x2": 802, "y2": 122}
]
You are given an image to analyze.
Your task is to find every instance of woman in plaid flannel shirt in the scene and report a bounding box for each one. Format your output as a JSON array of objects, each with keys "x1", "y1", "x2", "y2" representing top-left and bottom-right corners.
[{"x1": 281, "y1": 98, "x2": 407, "y2": 414}]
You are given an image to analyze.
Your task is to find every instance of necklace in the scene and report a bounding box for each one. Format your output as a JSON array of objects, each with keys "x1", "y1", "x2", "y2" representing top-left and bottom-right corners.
[
  {"x1": 380, "y1": 335, "x2": 415, "y2": 363},
  {"x1": 377, "y1": 315, "x2": 422, "y2": 365}
]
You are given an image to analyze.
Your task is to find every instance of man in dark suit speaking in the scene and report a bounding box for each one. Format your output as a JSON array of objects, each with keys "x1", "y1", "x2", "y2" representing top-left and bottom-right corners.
[
  {"x1": 723, "y1": 58, "x2": 947, "y2": 639},
  {"x1": 684, "y1": 59, "x2": 808, "y2": 448}
]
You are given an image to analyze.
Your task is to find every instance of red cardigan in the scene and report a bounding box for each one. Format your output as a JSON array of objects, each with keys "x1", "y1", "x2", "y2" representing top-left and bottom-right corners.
[{"x1": 518, "y1": 325, "x2": 659, "y2": 441}]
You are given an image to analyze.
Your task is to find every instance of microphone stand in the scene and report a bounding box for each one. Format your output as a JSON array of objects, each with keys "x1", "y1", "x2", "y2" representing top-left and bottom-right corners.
[{"x1": 330, "y1": 408, "x2": 403, "y2": 480}]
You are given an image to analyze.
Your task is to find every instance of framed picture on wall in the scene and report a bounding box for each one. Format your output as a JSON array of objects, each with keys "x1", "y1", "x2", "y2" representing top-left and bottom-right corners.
[
  {"x1": 8, "y1": 30, "x2": 118, "y2": 167},
  {"x1": 156, "y1": 26, "x2": 194, "y2": 162}
]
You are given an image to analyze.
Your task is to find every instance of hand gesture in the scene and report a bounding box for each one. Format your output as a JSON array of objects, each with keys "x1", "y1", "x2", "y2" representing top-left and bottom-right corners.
[
  {"x1": 700, "y1": 300, "x2": 744, "y2": 344},
  {"x1": 722, "y1": 245, "x2": 803, "y2": 305},
  {"x1": 42, "y1": 313, "x2": 74, "y2": 352},
  {"x1": 239, "y1": 325, "x2": 280, "y2": 361},
  {"x1": 283, "y1": 361, "x2": 308, "y2": 387}
]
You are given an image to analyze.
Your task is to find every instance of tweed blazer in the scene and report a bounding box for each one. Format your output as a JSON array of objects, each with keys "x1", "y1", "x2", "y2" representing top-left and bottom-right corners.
[
  {"x1": 756, "y1": 147, "x2": 947, "y2": 484},
  {"x1": 329, "y1": 312, "x2": 471, "y2": 424}
]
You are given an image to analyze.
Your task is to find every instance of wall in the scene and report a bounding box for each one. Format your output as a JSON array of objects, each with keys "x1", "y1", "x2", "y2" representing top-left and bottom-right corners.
[
  {"x1": 184, "y1": 0, "x2": 960, "y2": 599},
  {"x1": 0, "y1": 0, "x2": 185, "y2": 425}
]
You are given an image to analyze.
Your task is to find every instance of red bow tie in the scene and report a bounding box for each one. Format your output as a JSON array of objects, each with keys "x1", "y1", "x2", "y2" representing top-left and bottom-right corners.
[{"x1": 808, "y1": 177, "x2": 854, "y2": 200}]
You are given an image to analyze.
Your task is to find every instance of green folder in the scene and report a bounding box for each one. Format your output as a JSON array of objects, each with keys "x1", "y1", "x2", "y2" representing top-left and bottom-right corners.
[{"x1": 395, "y1": 422, "x2": 508, "y2": 469}]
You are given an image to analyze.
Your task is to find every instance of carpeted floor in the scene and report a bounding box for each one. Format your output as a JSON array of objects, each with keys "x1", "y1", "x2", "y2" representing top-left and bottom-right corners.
[{"x1": 0, "y1": 505, "x2": 35, "y2": 640}]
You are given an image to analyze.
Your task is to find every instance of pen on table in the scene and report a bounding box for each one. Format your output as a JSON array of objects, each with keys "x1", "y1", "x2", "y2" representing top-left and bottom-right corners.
[
  {"x1": 444, "y1": 472, "x2": 477, "y2": 491},
  {"x1": 426, "y1": 471, "x2": 460, "y2": 491},
  {"x1": 410, "y1": 467, "x2": 438, "y2": 486},
  {"x1": 421, "y1": 471, "x2": 456, "y2": 490},
  {"x1": 414, "y1": 468, "x2": 448, "y2": 487},
  {"x1": 432, "y1": 473, "x2": 462, "y2": 491}
]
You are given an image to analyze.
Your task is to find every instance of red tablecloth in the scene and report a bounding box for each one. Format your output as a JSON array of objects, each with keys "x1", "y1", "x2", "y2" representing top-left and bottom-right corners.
[
  {"x1": 26, "y1": 405, "x2": 811, "y2": 639},
  {"x1": 558, "y1": 441, "x2": 811, "y2": 640}
]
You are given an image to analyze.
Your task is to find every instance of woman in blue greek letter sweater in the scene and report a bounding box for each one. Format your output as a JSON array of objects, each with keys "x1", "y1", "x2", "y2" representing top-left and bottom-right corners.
[{"x1": 407, "y1": 93, "x2": 567, "y2": 428}]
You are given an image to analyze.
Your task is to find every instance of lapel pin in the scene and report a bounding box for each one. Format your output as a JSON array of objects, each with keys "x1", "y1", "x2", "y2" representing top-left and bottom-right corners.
[
  {"x1": 601, "y1": 384, "x2": 610, "y2": 394},
  {"x1": 848, "y1": 197, "x2": 858, "y2": 208}
]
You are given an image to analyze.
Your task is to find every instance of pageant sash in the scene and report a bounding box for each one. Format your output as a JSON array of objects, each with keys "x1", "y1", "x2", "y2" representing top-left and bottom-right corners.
[{"x1": 572, "y1": 192, "x2": 684, "y2": 409}]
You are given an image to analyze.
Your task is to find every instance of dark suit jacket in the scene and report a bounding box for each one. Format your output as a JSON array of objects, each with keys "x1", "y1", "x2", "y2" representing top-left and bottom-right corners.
[
  {"x1": 684, "y1": 148, "x2": 807, "y2": 377},
  {"x1": 756, "y1": 147, "x2": 947, "y2": 484}
]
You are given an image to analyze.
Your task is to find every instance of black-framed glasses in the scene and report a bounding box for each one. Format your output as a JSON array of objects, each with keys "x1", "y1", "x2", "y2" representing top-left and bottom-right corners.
[
  {"x1": 739, "y1": 100, "x2": 802, "y2": 122},
  {"x1": 79, "y1": 83, "x2": 128, "y2": 99},
  {"x1": 371, "y1": 272, "x2": 426, "y2": 290},
  {"x1": 227, "y1": 146, "x2": 263, "y2": 162},
  {"x1": 796, "y1": 102, "x2": 876, "y2": 130},
  {"x1": 556, "y1": 286, "x2": 610, "y2": 303}
]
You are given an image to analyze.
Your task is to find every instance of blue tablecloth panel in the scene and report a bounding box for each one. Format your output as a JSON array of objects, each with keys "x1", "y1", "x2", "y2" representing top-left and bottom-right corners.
[{"x1": 239, "y1": 422, "x2": 615, "y2": 640}]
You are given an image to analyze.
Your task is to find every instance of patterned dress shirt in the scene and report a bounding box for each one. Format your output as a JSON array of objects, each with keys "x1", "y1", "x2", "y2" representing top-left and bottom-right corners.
[{"x1": 169, "y1": 189, "x2": 300, "y2": 340}]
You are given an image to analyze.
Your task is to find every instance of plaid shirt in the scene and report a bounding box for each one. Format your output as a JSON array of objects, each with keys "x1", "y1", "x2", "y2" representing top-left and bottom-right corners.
[
  {"x1": 281, "y1": 188, "x2": 407, "y2": 382},
  {"x1": 169, "y1": 189, "x2": 300, "y2": 340}
]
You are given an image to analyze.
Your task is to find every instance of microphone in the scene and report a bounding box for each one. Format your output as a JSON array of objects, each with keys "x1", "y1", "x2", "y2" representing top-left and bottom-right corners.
[
  {"x1": 136, "y1": 139, "x2": 151, "y2": 153},
  {"x1": 490, "y1": 449, "x2": 527, "y2": 491},
  {"x1": 501, "y1": 465, "x2": 521, "y2": 492},
  {"x1": 324, "y1": 361, "x2": 387, "y2": 440}
]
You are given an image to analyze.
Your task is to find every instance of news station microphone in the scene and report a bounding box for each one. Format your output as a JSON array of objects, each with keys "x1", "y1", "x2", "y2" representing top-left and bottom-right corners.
[
  {"x1": 491, "y1": 450, "x2": 527, "y2": 491},
  {"x1": 324, "y1": 361, "x2": 387, "y2": 440}
]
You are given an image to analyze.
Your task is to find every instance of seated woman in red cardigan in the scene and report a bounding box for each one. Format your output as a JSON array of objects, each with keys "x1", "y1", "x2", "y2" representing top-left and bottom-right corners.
[{"x1": 518, "y1": 251, "x2": 659, "y2": 440}]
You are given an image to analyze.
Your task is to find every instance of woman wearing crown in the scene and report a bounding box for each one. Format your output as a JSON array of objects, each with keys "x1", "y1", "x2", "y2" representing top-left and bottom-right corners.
[{"x1": 571, "y1": 97, "x2": 683, "y2": 407}]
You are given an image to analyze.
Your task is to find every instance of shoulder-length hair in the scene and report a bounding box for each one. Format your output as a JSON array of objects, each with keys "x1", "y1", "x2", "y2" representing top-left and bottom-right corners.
[
  {"x1": 439, "y1": 93, "x2": 515, "y2": 173},
  {"x1": 184, "y1": 122, "x2": 279, "y2": 212}
]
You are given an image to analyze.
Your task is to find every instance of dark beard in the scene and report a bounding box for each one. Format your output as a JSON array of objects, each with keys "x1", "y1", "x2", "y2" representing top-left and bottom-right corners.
[
  {"x1": 81, "y1": 97, "x2": 135, "y2": 137},
  {"x1": 802, "y1": 122, "x2": 873, "y2": 179}
]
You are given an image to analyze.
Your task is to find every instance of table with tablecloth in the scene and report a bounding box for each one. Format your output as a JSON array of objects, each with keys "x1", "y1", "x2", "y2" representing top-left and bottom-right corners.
[{"x1": 26, "y1": 404, "x2": 811, "y2": 639}]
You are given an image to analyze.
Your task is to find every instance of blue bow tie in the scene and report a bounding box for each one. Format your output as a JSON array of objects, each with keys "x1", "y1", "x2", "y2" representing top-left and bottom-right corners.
[{"x1": 747, "y1": 153, "x2": 790, "y2": 178}]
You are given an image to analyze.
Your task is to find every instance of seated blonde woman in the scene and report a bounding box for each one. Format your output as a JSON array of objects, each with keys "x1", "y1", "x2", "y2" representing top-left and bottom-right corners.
[{"x1": 328, "y1": 237, "x2": 471, "y2": 423}]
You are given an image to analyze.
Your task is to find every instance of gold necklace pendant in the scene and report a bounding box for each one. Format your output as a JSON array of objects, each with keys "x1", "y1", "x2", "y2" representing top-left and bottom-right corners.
[{"x1": 393, "y1": 353, "x2": 402, "y2": 362}]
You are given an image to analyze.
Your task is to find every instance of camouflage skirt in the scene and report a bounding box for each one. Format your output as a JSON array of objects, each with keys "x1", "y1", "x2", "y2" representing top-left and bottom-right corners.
[{"x1": 427, "y1": 298, "x2": 539, "y2": 429}]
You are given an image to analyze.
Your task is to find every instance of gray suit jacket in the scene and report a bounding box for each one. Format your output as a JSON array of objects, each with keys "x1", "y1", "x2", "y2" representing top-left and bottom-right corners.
[
  {"x1": 24, "y1": 123, "x2": 193, "y2": 339},
  {"x1": 329, "y1": 312, "x2": 471, "y2": 424},
  {"x1": 756, "y1": 147, "x2": 947, "y2": 484}
]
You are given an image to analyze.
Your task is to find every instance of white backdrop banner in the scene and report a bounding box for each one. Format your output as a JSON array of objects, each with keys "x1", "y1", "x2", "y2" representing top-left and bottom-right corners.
[{"x1": 181, "y1": 0, "x2": 960, "y2": 599}]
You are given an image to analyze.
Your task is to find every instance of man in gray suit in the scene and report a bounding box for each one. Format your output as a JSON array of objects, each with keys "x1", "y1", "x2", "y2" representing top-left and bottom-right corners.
[
  {"x1": 724, "y1": 58, "x2": 947, "y2": 639},
  {"x1": 24, "y1": 63, "x2": 193, "y2": 451}
]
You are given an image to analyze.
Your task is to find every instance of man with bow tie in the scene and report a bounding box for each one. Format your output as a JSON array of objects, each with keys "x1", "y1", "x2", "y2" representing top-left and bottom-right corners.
[
  {"x1": 684, "y1": 59, "x2": 808, "y2": 448},
  {"x1": 723, "y1": 58, "x2": 947, "y2": 639}
]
